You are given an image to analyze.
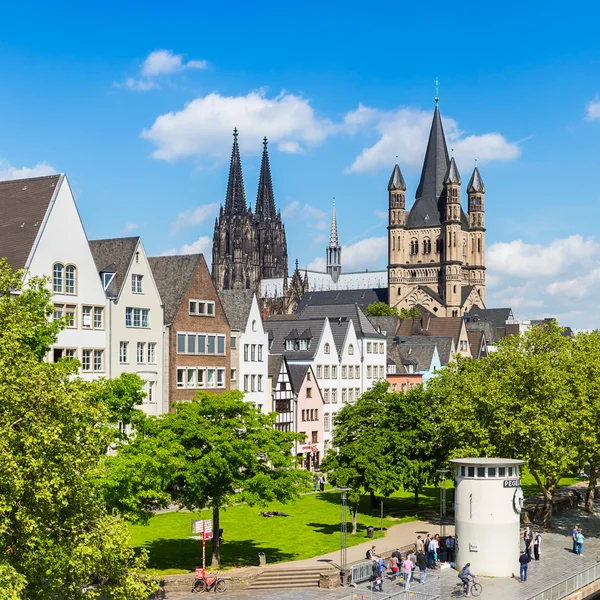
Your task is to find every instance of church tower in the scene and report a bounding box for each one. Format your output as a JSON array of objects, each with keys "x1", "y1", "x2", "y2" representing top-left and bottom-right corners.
[
  {"x1": 326, "y1": 202, "x2": 342, "y2": 283},
  {"x1": 386, "y1": 97, "x2": 486, "y2": 316}
]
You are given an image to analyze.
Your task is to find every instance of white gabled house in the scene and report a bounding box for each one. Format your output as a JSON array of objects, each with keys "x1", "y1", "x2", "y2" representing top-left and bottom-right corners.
[
  {"x1": 0, "y1": 174, "x2": 107, "y2": 379},
  {"x1": 218, "y1": 290, "x2": 269, "y2": 412},
  {"x1": 89, "y1": 237, "x2": 165, "y2": 416}
]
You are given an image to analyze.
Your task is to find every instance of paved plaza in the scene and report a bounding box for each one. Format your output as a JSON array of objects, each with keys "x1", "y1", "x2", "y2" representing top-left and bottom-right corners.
[{"x1": 164, "y1": 503, "x2": 600, "y2": 600}]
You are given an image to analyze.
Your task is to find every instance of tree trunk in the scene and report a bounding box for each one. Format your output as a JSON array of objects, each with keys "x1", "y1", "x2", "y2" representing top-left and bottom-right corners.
[
  {"x1": 352, "y1": 503, "x2": 358, "y2": 535},
  {"x1": 531, "y1": 469, "x2": 558, "y2": 529},
  {"x1": 585, "y1": 467, "x2": 597, "y2": 513},
  {"x1": 370, "y1": 490, "x2": 377, "y2": 508},
  {"x1": 211, "y1": 506, "x2": 221, "y2": 568},
  {"x1": 414, "y1": 489, "x2": 419, "y2": 508}
]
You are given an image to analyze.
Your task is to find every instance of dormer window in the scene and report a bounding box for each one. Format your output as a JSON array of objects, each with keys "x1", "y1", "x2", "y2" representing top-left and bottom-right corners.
[
  {"x1": 102, "y1": 272, "x2": 115, "y2": 290},
  {"x1": 324, "y1": 343, "x2": 330, "y2": 354}
]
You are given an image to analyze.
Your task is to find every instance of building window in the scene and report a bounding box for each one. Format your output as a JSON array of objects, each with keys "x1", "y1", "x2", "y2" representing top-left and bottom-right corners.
[
  {"x1": 207, "y1": 368, "x2": 216, "y2": 387},
  {"x1": 348, "y1": 388, "x2": 354, "y2": 402},
  {"x1": 342, "y1": 366, "x2": 347, "y2": 378},
  {"x1": 82, "y1": 306, "x2": 92, "y2": 328},
  {"x1": 477, "y1": 467, "x2": 486, "y2": 478},
  {"x1": 374, "y1": 343, "x2": 378, "y2": 354},
  {"x1": 132, "y1": 274, "x2": 143, "y2": 294},
  {"x1": 147, "y1": 342, "x2": 156, "y2": 363},
  {"x1": 324, "y1": 365, "x2": 330, "y2": 379},
  {"x1": 147, "y1": 381, "x2": 155, "y2": 403},
  {"x1": 324, "y1": 343, "x2": 330, "y2": 354},
  {"x1": 331, "y1": 389, "x2": 337, "y2": 403},
  {"x1": 423, "y1": 238, "x2": 431, "y2": 254},
  {"x1": 119, "y1": 341, "x2": 128, "y2": 364},
  {"x1": 311, "y1": 431, "x2": 318, "y2": 443},
  {"x1": 137, "y1": 342, "x2": 145, "y2": 364},
  {"x1": 401, "y1": 383, "x2": 406, "y2": 392},
  {"x1": 306, "y1": 387, "x2": 312, "y2": 398},
  {"x1": 367, "y1": 342, "x2": 372, "y2": 353},
  {"x1": 251, "y1": 375, "x2": 256, "y2": 392},
  {"x1": 331, "y1": 365, "x2": 337, "y2": 378},
  {"x1": 258, "y1": 345, "x2": 263, "y2": 361},
  {"x1": 468, "y1": 466, "x2": 475, "y2": 477},
  {"x1": 82, "y1": 350, "x2": 91, "y2": 372},
  {"x1": 54, "y1": 304, "x2": 76, "y2": 328},
  {"x1": 379, "y1": 343, "x2": 384, "y2": 353},
  {"x1": 324, "y1": 413, "x2": 330, "y2": 432},
  {"x1": 93, "y1": 307, "x2": 103, "y2": 329},
  {"x1": 380, "y1": 366, "x2": 385, "y2": 378},
  {"x1": 342, "y1": 388, "x2": 347, "y2": 403},
  {"x1": 125, "y1": 307, "x2": 149, "y2": 328},
  {"x1": 65, "y1": 265, "x2": 76, "y2": 294},
  {"x1": 53, "y1": 263, "x2": 64, "y2": 293},
  {"x1": 348, "y1": 367, "x2": 354, "y2": 380},
  {"x1": 198, "y1": 369, "x2": 205, "y2": 387},
  {"x1": 231, "y1": 336, "x2": 237, "y2": 349},
  {"x1": 348, "y1": 344, "x2": 354, "y2": 355},
  {"x1": 177, "y1": 333, "x2": 185, "y2": 353},
  {"x1": 217, "y1": 369, "x2": 225, "y2": 387},
  {"x1": 93, "y1": 350, "x2": 103, "y2": 372},
  {"x1": 244, "y1": 375, "x2": 249, "y2": 392},
  {"x1": 257, "y1": 374, "x2": 263, "y2": 392},
  {"x1": 218, "y1": 336, "x2": 226, "y2": 355},
  {"x1": 252, "y1": 319, "x2": 257, "y2": 332},
  {"x1": 324, "y1": 389, "x2": 330, "y2": 403},
  {"x1": 251, "y1": 344, "x2": 256, "y2": 361},
  {"x1": 189, "y1": 300, "x2": 215, "y2": 316},
  {"x1": 231, "y1": 368, "x2": 237, "y2": 381},
  {"x1": 367, "y1": 365, "x2": 372, "y2": 378},
  {"x1": 355, "y1": 366, "x2": 360, "y2": 378},
  {"x1": 177, "y1": 368, "x2": 185, "y2": 389},
  {"x1": 355, "y1": 387, "x2": 360, "y2": 399},
  {"x1": 244, "y1": 344, "x2": 249, "y2": 361},
  {"x1": 488, "y1": 467, "x2": 496, "y2": 477},
  {"x1": 317, "y1": 365, "x2": 322, "y2": 378}
]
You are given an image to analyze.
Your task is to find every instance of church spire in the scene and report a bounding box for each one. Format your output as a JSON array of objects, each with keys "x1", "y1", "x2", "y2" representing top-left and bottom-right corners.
[
  {"x1": 224, "y1": 128, "x2": 248, "y2": 217},
  {"x1": 326, "y1": 200, "x2": 342, "y2": 284},
  {"x1": 329, "y1": 200, "x2": 339, "y2": 246},
  {"x1": 255, "y1": 137, "x2": 276, "y2": 221}
]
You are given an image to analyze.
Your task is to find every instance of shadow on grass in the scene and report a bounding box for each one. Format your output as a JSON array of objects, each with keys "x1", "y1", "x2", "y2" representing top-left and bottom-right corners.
[
  {"x1": 137, "y1": 537, "x2": 296, "y2": 572},
  {"x1": 305, "y1": 522, "x2": 383, "y2": 536}
]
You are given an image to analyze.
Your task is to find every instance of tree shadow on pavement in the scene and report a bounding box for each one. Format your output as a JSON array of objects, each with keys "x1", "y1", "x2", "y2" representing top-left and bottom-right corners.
[{"x1": 138, "y1": 538, "x2": 296, "y2": 571}]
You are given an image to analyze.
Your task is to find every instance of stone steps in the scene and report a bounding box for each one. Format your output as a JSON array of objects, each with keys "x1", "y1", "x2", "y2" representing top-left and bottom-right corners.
[{"x1": 249, "y1": 567, "x2": 337, "y2": 589}]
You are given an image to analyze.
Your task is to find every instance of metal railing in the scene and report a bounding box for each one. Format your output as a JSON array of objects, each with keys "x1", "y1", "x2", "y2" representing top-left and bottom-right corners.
[
  {"x1": 349, "y1": 589, "x2": 440, "y2": 600},
  {"x1": 527, "y1": 561, "x2": 600, "y2": 600},
  {"x1": 348, "y1": 561, "x2": 373, "y2": 585}
]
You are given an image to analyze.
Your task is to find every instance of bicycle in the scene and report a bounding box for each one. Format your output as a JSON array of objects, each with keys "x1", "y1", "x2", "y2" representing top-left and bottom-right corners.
[
  {"x1": 455, "y1": 576, "x2": 482, "y2": 597},
  {"x1": 191, "y1": 569, "x2": 227, "y2": 593}
]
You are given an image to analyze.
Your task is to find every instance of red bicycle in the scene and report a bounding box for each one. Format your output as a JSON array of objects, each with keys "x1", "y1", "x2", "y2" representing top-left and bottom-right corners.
[{"x1": 192, "y1": 568, "x2": 227, "y2": 593}]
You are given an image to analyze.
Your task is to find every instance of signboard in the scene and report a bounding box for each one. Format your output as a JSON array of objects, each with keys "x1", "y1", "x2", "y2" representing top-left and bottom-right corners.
[
  {"x1": 300, "y1": 445, "x2": 318, "y2": 453},
  {"x1": 503, "y1": 478, "x2": 521, "y2": 488},
  {"x1": 192, "y1": 519, "x2": 213, "y2": 538}
]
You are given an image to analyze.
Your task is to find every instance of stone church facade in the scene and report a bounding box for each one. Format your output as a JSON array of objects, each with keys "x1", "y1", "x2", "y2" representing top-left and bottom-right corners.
[
  {"x1": 387, "y1": 101, "x2": 486, "y2": 317},
  {"x1": 212, "y1": 130, "x2": 288, "y2": 292}
]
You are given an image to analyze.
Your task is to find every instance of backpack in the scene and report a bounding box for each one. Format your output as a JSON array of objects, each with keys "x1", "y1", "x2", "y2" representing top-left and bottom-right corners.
[{"x1": 366, "y1": 550, "x2": 372, "y2": 560}]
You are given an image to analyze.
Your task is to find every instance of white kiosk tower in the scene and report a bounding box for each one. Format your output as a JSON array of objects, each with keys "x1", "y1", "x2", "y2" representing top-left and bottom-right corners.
[{"x1": 451, "y1": 457, "x2": 525, "y2": 577}]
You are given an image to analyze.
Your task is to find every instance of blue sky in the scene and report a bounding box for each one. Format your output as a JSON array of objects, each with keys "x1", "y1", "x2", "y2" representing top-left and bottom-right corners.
[{"x1": 2, "y1": 1, "x2": 600, "y2": 326}]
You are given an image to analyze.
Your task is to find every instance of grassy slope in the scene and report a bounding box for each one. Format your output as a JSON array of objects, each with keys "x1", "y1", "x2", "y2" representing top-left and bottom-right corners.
[{"x1": 128, "y1": 472, "x2": 580, "y2": 575}]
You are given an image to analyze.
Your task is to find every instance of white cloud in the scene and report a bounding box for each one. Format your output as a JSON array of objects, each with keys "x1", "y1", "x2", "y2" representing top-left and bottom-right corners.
[
  {"x1": 282, "y1": 200, "x2": 300, "y2": 218},
  {"x1": 486, "y1": 234, "x2": 600, "y2": 328},
  {"x1": 586, "y1": 98, "x2": 600, "y2": 121},
  {"x1": 373, "y1": 209, "x2": 387, "y2": 219},
  {"x1": 170, "y1": 202, "x2": 220, "y2": 235},
  {"x1": 141, "y1": 90, "x2": 334, "y2": 162},
  {"x1": 306, "y1": 236, "x2": 387, "y2": 273},
  {"x1": 344, "y1": 105, "x2": 520, "y2": 174},
  {"x1": 160, "y1": 235, "x2": 213, "y2": 267},
  {"x1": 121, "y1": 222, "x2": 138, "y2": 234},
  {"x1": 0, "y1": 160, "x2": 57, "y2": 180},
  {"x1": 119, "y1": 49, "x2": 207, "y2": 92},
  {"x1": 306, "y1": 257, "x2": 326, "y2": 271},
  {"x1": 302, "y1": 204, "x2": 326, "y2": 220},
  {"x1": 142, "y1": 50, "x2": 207, "y2": 77}
]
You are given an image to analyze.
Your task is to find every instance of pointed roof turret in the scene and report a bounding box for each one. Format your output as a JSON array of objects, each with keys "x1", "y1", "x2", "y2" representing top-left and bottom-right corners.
[
  {"x1": 255, "y1": 137, "x2": 276, "y2": 221},
  {"x1": 387, "y1": 163, "x2": 406, "y2": 191},
  {"x1": 329, "y1": 201, "x2": 339, "y2": 247},
  {"x1": 444, "y1": 156, "x2": 461, "y2": 185},
  {"x1": 467, "y1": 166, "x2": 486, "y2": 193},
  {"x1": 224, "y1": 128, "x2": 248, "y2": 217},
  {"x1": 407, "y1": 103, "x2": 450, "y2": 228}
]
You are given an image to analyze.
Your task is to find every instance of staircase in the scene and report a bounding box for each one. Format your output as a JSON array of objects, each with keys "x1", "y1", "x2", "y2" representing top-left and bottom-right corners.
[{"x1": 249, "y1": 567, "x2": 337, "y2": 589}]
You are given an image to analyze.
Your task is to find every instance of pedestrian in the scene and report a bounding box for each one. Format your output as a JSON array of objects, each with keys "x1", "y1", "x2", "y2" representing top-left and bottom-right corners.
[
  {"x1": 319, "y1": 474, "x2": 325, "y2": 492},
  {"x1": 576, "y1": 530, "x2": 585, "y2": 556},
  {"x1": 313, "y1": 476, "x2": 318, "y2": 492},
  {"x1": 389, "y1": 554, "x2": 400, "y2": 577},
  {"x1": 416, "y1": 535, "x2": 424, "y2": 554},
  {"x1": 446, "y1": 535, "x2": 455, "y2": 563},
  {"x1": 519, "y1": 549, "x2": 531, "y2": 582},
  {"x1": 378, "y1": 557, "x2": 386, "y2": 580},
  {"x1": 416, "y1": 551, "x2": 428, "y2": 583},
  {"x1": 572, "y1": 525, "x2": 579, "y2": 554},
  {"x1": 402, "y1": 553, "x2": 415, "y2": 590},
  {"x1": 428, "y1": 535, "x2": 438, "y2": 568},
  {"x1": 424, "y1": 533, "x2": 431, "y2": 555},
  {"x1": 409, "y1": 548, "x2": 417, "y2": 580},
  {"x1": 533, "y1": 532, "x2": 541, "y2": 561},
  {"x1": 392, "y1": 547, "x2": 402, "y2": 563},
  {"x1": 366, "y1": 545, "x2": 377, "y2": 560},
  {"x1": 524, "y1": 526, "x2": 532, "y2": 558},
  {"x1": 372, "y1": 558, "x2": 383, "y2": 591}
]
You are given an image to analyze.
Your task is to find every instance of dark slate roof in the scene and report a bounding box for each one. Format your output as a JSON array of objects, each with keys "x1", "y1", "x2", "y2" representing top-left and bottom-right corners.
[
  {"x1": 298, "y1": 304, "x2": 384, "y2": 339},
  {"x1": 265, "y1": 318, "x2": 327, "y2": 360},
  {"x1": 394, "y1": 335, "x2": 454, "y2": 365},
  {"x1": 465, "y1": 308, "x2": 513, "y2": 330},
  {"x1": 467, "y1": 167, "x2": 485, "y2": 193},
  {"x1": 218, "y1": 289, "x2": 254, "y2": 331},
  {"x1": 367, "y1": 316, "x2": 401, "y2": 340},
  {"x1": 294, "y1": 288, "x2": 388, "y2": 314},
  {"x1": 148, "y1": 254, "x2": 204, "y2": 325},
  {"x1": 467, "y1": 330, "x2": 485, "y2": 359},
  {"x1": 0, "y1": 174, "x2": 61, "y2": 270},
  {"x1": 89, "y1": 237, "x2": 139, "y2": 298},
  {"x1": 387, "y1": 164, "x2": 406, "y2": 191},
  {"x1": 388, "y1": 341, "x2": 436, "y2": 373},
  {"x1": 461, "y1": 285, "x2": 475, "y2": 306},
  {"x1": 268, "y1": 354, "x2": 285, "y2": 380},
  {"x1": 444, "y1": 157, "x2": 461, "y2": 184},
  {"x1": 288, "y1": 364, "x2": 310, "y2": 395},
  {"x1": 329, "y1": 318, "x2": 351, "y2": 356},
  {"x1": 465, "y1": 320, "x2": 498, "y2": 344}
]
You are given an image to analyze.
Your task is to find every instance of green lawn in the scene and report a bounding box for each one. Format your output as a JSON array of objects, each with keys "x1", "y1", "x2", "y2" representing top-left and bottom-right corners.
[{"x1": 128, "y1": 471, "x2": 581, "y2": 575}]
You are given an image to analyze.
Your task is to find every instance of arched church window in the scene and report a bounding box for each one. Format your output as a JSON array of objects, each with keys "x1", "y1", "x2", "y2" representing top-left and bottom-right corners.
[
  {"x1": 453, "y1": 232, "x2": 457, "y2": 247},
  {"x1": 391, "y1": 211, "x2": 395, "y2": 224},
  {"x1": 423, "y1": 238, "x2": 431, "y2": 254},
  {"x1": 397, "y1": 287, "x2": 401, "y2": 296},
  {"x1": 392, "y1": 236, "x2": 395, "y2": 251},
  {"x1": 436, "y1": 238, "x2": 441, "y2": 254},
  {"x1": 477, "y1": 237, "x2": 482, "y2": 253}
]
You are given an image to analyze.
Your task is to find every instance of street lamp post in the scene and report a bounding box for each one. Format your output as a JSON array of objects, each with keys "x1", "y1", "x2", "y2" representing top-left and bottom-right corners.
[
  {"x1": 437, "y1": 469, "x2": 450, "y2": 540},
  {"x1": 339, "y1": 487, "x2": 351, "y2": 586}
]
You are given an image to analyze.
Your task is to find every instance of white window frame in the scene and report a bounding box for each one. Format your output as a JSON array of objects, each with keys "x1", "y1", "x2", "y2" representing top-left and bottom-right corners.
[
  {"x1": 125, "y1": 307, "x2": 149, "y2": 328},
  {"x1": 189, "y1": 299, "x2": 216, "y2": 317},
  {"x1": 132, "y1": 274, "x2": 143, "y2": 294},
  {"x1": 137, "y1": 342, "x2": 146, "y2": 364},
  {"x1": 147, "y1": 342, "x2": 156, "y2": 364},
  {"x1": 119, "y1": 341, "x2": 128, "y2": 364}
]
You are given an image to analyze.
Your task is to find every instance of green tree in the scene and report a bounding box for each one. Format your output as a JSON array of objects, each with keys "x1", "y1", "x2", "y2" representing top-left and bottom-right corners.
[
  {"x1": 365, "y1": 302, "x2": 398, "y2": 317},
  {"x1": 0, "y1": 262, "x2": 155, "y2": 599},
  {"x1": 399, "y1": 307, "x2": 421, "y2": 319},
  {"x1": 105, "y1": 391, "x2": 310, "y2": 567},
  {"x1": 429, "y1": 321, "x2": 578, "y2": 527}
]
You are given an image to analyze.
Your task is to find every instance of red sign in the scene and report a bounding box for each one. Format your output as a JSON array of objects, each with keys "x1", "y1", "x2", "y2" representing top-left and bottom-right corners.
[{"x1": 300, "y1": 445, "x2": 319, "y2": 453}]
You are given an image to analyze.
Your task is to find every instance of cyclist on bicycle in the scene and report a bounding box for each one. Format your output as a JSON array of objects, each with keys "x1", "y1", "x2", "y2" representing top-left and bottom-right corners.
[{"x1": 458, "y1": 562, "x2": 474, "y2": 596}]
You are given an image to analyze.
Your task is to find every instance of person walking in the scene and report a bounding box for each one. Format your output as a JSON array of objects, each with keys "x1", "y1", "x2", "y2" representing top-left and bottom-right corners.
[
  {"x1": 389, "y1": 554, "x2": 400, "y2": 578},
  {"x1": 319, "y1": 474, "x2": 325, "y2": 492},
  {"x1": 416, "y1": 535, "x2": 424, "y2": 554},
  {"x1": 533, "y1": 532, "x2": 541, "y2": 561},
  {"x1": 576, "y1": 530, "x2": 585, "y2": 556},
  {"x1": 572, "y1": 525, "x2": 579, "y2": 554},
  {"x1": 371, "y1": 558, "x2": 383, "y2": 592},
  {"x1": 312, "y1": 476, "x2": 319, "y2": 492},
  {"x1": 402, "y1": 553, "x2": 415, "y2": 590},
  {"x1": 524, "y1": 527, "x2": 532, "y2": 558},
  {"x1": 446, "y1": 535, "x2": 455, "y2": 563},
  {"x1": 392, "y1": 547, "x2": 402, "y2": 563},
  {"x1": 428, "y1": 535, "x2": 438, "y2": 568},
  {"x1": 519, "y1": 550, "x2": 531, "y2": 582},
  {"x1": 416, "y1": 551, "x2": 428, "y2": 583}
]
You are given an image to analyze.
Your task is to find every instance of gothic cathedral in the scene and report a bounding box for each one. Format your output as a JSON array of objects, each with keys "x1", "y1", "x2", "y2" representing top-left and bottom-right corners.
[
  {"x1": 387, "y1": 101, "x2": 486, "y2": 317},
  {"x1": 212, "y1": 130, "x2": 288, "y2": 291}
]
